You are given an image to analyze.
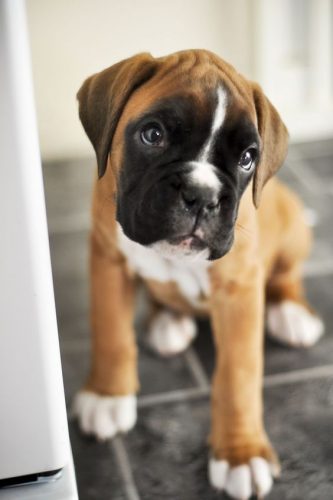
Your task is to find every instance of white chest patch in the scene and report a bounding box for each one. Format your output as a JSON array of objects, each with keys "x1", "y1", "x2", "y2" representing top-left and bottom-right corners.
[{"x1": 117, "y1": 225, "x2": 211, "y2": 301}]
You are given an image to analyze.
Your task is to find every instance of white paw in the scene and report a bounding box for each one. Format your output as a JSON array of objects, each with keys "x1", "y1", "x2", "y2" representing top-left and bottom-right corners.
[
  {"x1": 147, "y1": 311, "x2": 197, "y2": 356},
  {"x1": 71, "y1": 391, "x2": 137, "y2": 441},
  {"x1": 209, "y1": 457, "x2": 275, "y2": 499},
  {"x1": 267, "y1": 300, "x2": 324, "y2": 347}
]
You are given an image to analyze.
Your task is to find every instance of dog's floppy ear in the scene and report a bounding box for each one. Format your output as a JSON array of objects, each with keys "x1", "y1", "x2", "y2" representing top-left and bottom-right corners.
[
  {"x1": 77, "y1": 53, "x2": 157, "y2": 178},
  {"x1": 251, "y1": 83, "x2": 289, "y2": 207}
]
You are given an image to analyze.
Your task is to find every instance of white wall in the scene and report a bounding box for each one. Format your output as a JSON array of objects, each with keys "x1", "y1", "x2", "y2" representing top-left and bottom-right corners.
[
  {"x1": 251, "y1": 0, "x2": 333, "y2": 141},
  {"x1": 27, "y1": 0, "x2": 252, "y2": 161}
]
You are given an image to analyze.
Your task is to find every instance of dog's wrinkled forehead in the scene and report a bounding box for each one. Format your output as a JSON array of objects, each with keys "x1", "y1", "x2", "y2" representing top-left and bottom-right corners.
[
  {"x1": 123, "y1": 86, "x2": 229, "y2": 159},
  {"x1": 115, "y1": 57, "x2": 254, "y2": 150}
]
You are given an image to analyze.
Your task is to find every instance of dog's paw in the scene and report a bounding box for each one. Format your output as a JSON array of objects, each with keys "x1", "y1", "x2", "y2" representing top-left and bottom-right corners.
[
  {"x1": 209, "y1": 456, "x2": 277, "y2": 499},
  {"x1": 147, "y1": 310, "x2": 197, "y2": 356},
  {"x1": 267, "y1": 300, "x2": 324, "y2": 347},
  {"x1": 71, "y1": 391, "x2": 137, "y2": 441}
]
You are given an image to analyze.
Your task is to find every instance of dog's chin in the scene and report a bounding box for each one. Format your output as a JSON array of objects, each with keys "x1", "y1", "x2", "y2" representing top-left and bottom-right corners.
[{"x1": 150, "y1": 236, "x2": 210, "y2": 263}]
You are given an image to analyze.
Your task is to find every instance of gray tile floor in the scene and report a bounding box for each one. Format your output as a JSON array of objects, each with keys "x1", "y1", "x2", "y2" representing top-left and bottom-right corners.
[{"x1": 43, "y1": 140, "x2": 333, "y2": 500}]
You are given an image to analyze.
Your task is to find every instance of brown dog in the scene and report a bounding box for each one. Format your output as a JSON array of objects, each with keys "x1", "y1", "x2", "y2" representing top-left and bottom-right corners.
[{"x1": 72, "y1": 50, "x2": 324, "y2": 499}]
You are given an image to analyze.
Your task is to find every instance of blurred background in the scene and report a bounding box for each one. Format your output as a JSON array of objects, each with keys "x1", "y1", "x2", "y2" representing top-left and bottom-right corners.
[
  {"x1": 25, "y1": 1, "x2": 333, "y2": 499},
  {"x1": 27, "y1": 0, "x2": 333, "y2": 160}
]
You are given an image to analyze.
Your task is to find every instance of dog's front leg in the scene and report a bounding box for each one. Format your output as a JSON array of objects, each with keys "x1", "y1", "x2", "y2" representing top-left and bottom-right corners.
[
  {"x1": 72, "y1": 229, "x2": 138, "y2": 441},
  {"x1": 208, "y1": 261, "x2": 278, "y2": 499}
]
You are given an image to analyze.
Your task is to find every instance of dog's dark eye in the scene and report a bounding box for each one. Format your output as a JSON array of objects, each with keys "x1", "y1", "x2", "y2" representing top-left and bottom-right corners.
[
  {"x1": 140, "y1": 123, "x2": 164, "y2": 146},
  {"x1": 238, "y1": 148, "x2": 257, "y2": 171}
]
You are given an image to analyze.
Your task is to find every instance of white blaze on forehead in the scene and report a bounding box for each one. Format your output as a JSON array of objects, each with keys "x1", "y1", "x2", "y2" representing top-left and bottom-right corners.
[
  {"x1": 199, "y1": 86, "x2": 227, "y2": 162},
  {"x1": 189, "y1": 86, "x2": 227, "y2": 191}
]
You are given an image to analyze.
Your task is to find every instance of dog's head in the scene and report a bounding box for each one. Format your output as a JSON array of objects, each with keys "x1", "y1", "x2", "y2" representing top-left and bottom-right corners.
[{"x1": 78, "y1": 50, "x2": 288, "y2": 261}]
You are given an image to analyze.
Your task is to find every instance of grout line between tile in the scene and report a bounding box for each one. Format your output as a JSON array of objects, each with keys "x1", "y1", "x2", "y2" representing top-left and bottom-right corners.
[
  {"x1": 288, "y1": 144, "x2": 333, "y2": 160},
  {"x1": 184, "y1": 347, "x2": 210, "y2": 389},
  {"x1": 138, "y1": 387, "x2": 209, "y2": 408},
  {"x1": 287, "y1": 160, "x2": 322, "y2": 193},
  {"x1": 111, "y1": 437, "x2": 141, "y2": 500},
  {"x1": 264, "y1": 365, "x2": 333, "y2": 387},
  {"x1": 287, "y1": 150, "x2": 329, "y2": 193},
  {"x1": 138, "y1": 365, "x2": 333, "y2": 408},
  {"x1": 304, "y1": 259, "x2": 333, "y2": 277}
]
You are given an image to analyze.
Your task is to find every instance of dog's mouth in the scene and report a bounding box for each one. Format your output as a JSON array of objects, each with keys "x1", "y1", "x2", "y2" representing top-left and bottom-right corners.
[
  {"x1": 148, "y1": 228, "x2": 210, "y2": 262},
  {"x1": 168, "y1": 233, "x2": 207, "y2": 252}
]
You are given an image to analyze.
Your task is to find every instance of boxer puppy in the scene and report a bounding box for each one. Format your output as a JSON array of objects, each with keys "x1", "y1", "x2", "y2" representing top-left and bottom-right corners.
[{"x1": 72, "y1": 50, "x2": 324, "y2": 499}]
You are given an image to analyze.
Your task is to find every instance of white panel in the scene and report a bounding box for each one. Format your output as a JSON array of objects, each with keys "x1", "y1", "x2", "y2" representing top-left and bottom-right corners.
[
  {"x1": 0, "y1": 0, "x2": 70, "y2": 480},
  {"x1": 251, "y1": 0, "x2": 333, "y2": 140}
]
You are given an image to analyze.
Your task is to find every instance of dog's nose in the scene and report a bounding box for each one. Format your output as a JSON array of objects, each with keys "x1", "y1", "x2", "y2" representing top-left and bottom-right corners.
[{"x1": 181, "y1": 185, "x2": 219, "y2": 213}]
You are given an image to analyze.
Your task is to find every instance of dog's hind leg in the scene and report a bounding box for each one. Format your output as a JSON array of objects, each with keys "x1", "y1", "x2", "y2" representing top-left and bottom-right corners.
[
  {"x1": 266, "y1": 266, "x2": 324, "y2": 347},
  {"x1": 266, "y1": 193, "x2": 324, "y2": 347},
  {"x1": 146, "y1": 302, "x2": 197, "y2": 357}
]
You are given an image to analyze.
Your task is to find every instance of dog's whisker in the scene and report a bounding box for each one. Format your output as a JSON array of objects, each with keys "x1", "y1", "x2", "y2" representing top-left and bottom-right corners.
[{"x1": 236, "y1": 222, "x2": 253, "y2": 239}]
